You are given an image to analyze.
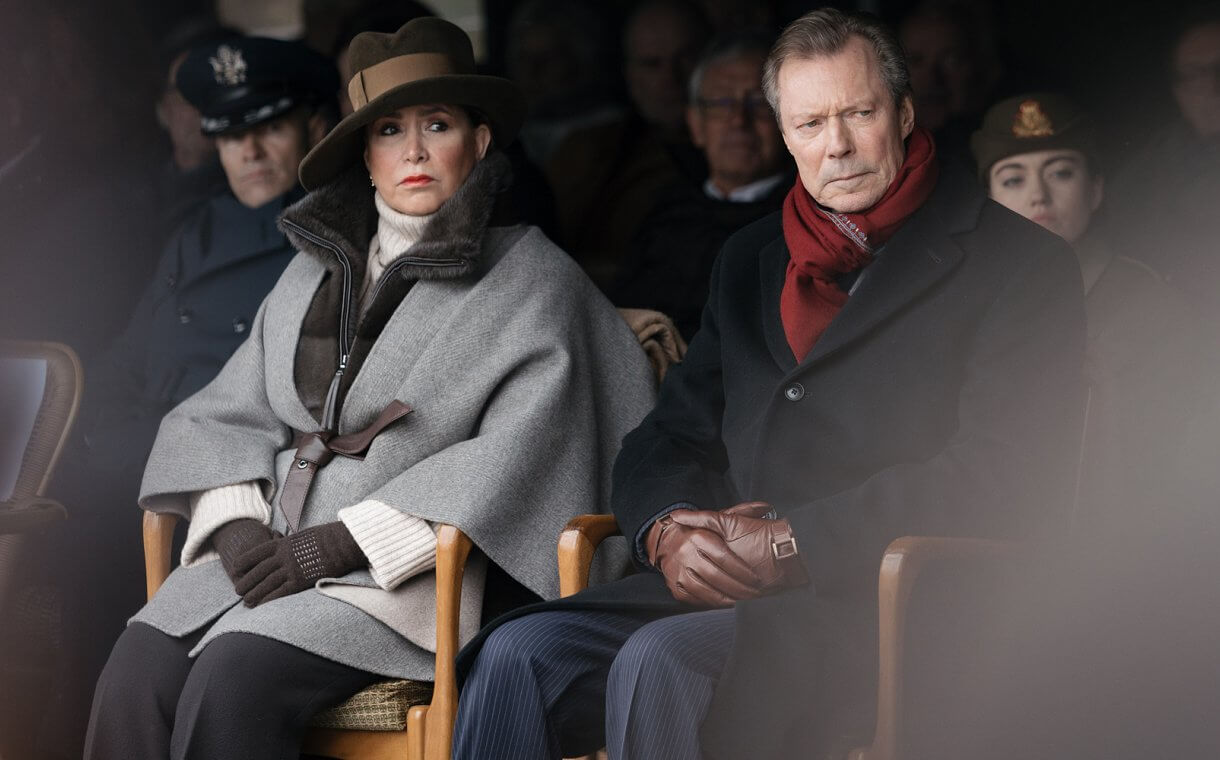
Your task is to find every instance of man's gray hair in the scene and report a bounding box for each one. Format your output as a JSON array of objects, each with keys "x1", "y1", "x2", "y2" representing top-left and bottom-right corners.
[
  {"x1": 762, "y1": 8, "x2": 910, "y2": 117},
  {"x1": 687, "y1": 31, "x2": 777, "y2": 104}
]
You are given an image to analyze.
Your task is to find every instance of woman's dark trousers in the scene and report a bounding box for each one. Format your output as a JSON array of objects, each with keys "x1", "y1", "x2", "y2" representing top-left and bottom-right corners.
[{"x1": 84, "y1": 622, "x2": 381, "y2": 760}]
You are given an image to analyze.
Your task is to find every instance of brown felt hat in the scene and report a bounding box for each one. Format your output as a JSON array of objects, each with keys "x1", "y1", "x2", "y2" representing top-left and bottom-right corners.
[
  {"x1": 970, "y1": 92, "x2": 1099, "y2": 182},
  {"x1": 298, "y1": 17, "x2": 524, "y2": 190}
]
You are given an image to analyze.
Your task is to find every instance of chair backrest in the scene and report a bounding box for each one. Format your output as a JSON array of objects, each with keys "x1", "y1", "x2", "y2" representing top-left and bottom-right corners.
[{"x1": 0, "y1": 341, "x2": 82, "y2": 502}]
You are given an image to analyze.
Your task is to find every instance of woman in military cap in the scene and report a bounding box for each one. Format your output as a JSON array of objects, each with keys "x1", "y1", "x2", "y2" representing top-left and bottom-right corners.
[
  {"x1": 972, "y1": 93, "x2": 1202, "y2": 528},
  {"x1": 85, "y1": 17, "x2": 656, "y2": 758}
]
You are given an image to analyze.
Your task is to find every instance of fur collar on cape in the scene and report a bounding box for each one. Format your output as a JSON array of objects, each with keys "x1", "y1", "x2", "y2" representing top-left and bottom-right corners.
[{"x1": 279, "y1": 150, "x2": 512, "y2": 282}]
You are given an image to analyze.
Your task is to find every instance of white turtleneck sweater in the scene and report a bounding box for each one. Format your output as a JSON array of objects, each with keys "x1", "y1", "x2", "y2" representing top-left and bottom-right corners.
[
  {"x1": 182, "y1": 192, "x2": 440, "y2": 592},
  {"x1": 359, "y1": 191, "x2": 435, "y2": 308}
]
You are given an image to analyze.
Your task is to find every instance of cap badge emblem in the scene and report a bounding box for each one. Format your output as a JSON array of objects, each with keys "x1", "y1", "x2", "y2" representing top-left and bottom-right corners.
[
  {"x1": 209, "y1": 45, "x2": 248, "y2": 86},
  {"x1": 1012, "y1": 100, "x2": 1054, "y2": 138}
]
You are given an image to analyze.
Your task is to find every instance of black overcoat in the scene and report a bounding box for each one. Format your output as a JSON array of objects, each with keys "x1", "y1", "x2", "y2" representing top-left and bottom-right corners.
[{"x1": 459, "y1": 167, "x2": 1086, "y2": 757}]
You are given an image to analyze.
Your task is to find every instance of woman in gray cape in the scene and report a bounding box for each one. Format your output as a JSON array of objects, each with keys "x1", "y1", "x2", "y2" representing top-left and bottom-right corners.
[{"x1": 85, "y1": 18, "x2": 655, "y2": 759}]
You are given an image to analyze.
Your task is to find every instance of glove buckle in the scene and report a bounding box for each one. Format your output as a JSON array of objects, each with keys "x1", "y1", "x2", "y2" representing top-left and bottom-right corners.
[{"x1": 771, "y1": 535, "x2": 799, "y2": 559}]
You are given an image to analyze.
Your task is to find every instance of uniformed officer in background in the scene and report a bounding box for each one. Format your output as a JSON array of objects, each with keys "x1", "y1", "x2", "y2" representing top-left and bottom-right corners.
[
  {"x1": 83, "y1": 36, "x2": 337, "y2": 477},
  {"x1": 45, "y1": 36, "x2": 338, "y2": 758}
]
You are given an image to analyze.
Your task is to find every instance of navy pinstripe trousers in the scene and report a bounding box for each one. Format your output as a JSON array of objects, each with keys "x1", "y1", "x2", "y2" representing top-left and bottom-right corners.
[{"x1": 453, "y1": 608, "x2": 736, "y2": 760}]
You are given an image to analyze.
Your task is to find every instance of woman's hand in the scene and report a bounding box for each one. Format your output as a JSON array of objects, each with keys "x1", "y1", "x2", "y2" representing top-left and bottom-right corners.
[
  {"x1": 233, "y1": 521, "x2": 367, "y2": 607},
  {"x1": 212, "y1": 519, "x2": 278, "y2": 585}
]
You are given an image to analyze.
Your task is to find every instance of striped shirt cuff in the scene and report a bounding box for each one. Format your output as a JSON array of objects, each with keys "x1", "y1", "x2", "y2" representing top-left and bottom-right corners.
[{"x1": 338, "y1": 500, "x2": 437, "y2": 590}]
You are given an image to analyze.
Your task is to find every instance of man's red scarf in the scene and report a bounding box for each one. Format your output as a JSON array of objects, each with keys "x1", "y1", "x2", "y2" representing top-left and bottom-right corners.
[{"x1": 780, "y1": 127, "x2": 939, "y2": 361}]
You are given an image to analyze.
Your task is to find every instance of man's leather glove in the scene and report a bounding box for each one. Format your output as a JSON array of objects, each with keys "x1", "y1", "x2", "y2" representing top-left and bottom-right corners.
[
  {"x1": 667, "y1": 502, "x2": 810, "y2": 592},
  {"x1": 646, "y1": 506, "x2": 766, "y2": 607},
  {"x1": 212, "y1": 519, "x2": 278, "y2": 585},
  {"x1": 233, "y1": 521, "x2": 366, "y2": 607}
]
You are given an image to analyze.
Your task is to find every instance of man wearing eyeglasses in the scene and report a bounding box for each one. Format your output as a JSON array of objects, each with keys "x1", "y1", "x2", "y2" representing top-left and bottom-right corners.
[
  {"x1": 688, "y1": 33, "x2": 789, "y2": 203},
  {"x1": 610, "y1": 32, "x2": 792, "y2": 338}
]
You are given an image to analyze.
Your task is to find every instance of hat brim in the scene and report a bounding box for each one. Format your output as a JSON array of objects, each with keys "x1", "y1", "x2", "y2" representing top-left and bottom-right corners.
[
  {"x1": 201, "y1": 92, "x2": 303, "y2": 136},
  {"x1": 298, "y1": 75, "x2": 524, "y2": 190},
  {"x1": 970, "y1": 127, "x2": 1095, "y2": 183}
]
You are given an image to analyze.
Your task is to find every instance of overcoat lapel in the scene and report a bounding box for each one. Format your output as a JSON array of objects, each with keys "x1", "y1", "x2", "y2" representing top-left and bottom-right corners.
[{"x1": 759, "y1": 236, "x2": 798, "y2": 371}]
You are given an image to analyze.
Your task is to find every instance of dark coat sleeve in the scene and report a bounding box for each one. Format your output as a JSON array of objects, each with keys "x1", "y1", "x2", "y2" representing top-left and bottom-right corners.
[{"x1": 610, "y1": 252, "x2": 732, "y2": 551}]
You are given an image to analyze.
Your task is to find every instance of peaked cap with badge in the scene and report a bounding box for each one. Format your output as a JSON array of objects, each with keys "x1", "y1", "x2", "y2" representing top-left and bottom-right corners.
[
  {"x1": 297, "y1": 16, "x2": 525, "y2": 190},
  {"x1": 177, "y1": 36, "x2": 339, "y2": 137},
  {"x1": 971, "y1": 92, "x2": 1099, "y2": 181}
]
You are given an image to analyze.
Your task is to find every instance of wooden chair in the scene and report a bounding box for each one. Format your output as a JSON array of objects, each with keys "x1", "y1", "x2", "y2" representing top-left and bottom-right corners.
[
  {"x1": 0, "y1": 340, "x2": 80, "y2": 530},
  {"x1": 556, "y1": 516, "x2": 1019, "y2": 760},
  {"x1": 0, "y1": 341, "x2": 82, "y2": 759},
  {"x1": 144, "y1": 513, "x2": 475, "y2": 760}
]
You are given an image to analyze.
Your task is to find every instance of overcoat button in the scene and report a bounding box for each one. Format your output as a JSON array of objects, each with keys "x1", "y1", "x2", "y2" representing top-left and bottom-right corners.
[
  {"x1": 784, "y1": 382, "x2": 805, "y2": 402},
  {"x1": 177, "y1": 308, "x2": 193, "y2": 324},
  {"x1": 232, "y1": 317, "x2": 248, "y2": 334}
]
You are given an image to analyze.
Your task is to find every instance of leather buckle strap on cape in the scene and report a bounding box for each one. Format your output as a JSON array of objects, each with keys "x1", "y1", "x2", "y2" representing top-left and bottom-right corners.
[{"x1": 278, "y1": 400, "x2": 414, "y2": 532}]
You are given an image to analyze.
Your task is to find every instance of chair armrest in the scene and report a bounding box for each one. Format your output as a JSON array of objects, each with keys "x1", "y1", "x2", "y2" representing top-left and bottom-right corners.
[
  {"x1": 143, "y1": 511, "x2": 180, "y2": 601},
  {"x1": 424, "y1": 523, "x2": 474, "y2": 760},
  {"x1": 558, "y1": 514, "x2": 621, "y2": 597},
  {"x1": 853, "y1": 536, "x2": 1024, "y2": 760},
  {"x1": 0, "y1": 497, "x2": 67, "y2": 534}
]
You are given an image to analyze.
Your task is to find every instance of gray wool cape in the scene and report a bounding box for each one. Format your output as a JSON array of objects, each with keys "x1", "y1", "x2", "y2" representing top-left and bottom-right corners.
[{"x1": 131, "y1": 154, "x2": 657, "y2": 679}]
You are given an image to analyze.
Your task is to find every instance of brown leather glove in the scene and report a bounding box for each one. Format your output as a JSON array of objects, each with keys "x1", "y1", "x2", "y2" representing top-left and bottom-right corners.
[
  {"x1": 233, "y1": 521, "x2": 366, "y2": 607},
  {"x1": 212, "y1": 519, "x2": 278, "y2": 585},
  {"x1": 645, "y1": 508, "x2": 766, "y2": 607},
  {"x1": 667, "y1": 502, "x2": 810, "y2": 592}
]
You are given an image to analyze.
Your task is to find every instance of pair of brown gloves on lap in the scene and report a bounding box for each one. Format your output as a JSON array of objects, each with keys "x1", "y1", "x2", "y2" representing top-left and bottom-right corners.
[
  {"x1": 213, "y1": 520, "x2": 366, "y2": 607},
  {"x1": 646, "y1": 502, "x2": 809, "y2": 607}
]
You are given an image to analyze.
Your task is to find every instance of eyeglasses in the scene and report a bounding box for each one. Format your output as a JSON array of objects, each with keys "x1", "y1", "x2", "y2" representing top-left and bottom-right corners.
[{"x1": 695, "y1": 93, "x2": 772, "y2": 120}]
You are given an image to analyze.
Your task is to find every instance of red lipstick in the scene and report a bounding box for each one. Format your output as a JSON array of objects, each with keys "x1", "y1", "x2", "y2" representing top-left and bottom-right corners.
[{"x1": 400, "y1": 174, "x2": 434, "y2": 186}]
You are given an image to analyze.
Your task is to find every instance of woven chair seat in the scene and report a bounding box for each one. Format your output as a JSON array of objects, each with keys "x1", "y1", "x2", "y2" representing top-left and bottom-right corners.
[{"x1": 309, "y1": 679, "x2": 434, "y2": 731}]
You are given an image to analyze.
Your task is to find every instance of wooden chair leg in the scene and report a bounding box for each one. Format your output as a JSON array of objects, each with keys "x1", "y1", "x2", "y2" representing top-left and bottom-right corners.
[{"x1": 407, "y1": 705, "x2": 428, "y2": 760}]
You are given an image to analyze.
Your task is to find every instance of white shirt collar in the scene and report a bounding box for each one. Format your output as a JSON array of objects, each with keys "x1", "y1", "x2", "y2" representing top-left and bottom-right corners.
[{"x1": 702, "y1": 172, "x2": 786, "y2": 203}]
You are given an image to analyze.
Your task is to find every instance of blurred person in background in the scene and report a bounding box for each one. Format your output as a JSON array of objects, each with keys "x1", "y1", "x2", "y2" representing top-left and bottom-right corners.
[
  {"x1": 973, "y1": 92, "x2": 1203, "y2": 529},
  {"x1": 611, "y1": 31, "x2": 791, "y2": 338},
  {"x1": 900, "y1": 0, "x2": 1003, "y2": 165},
  {"x1": 505, "y1": 0, "x2": 623, "y2": 165},
  {"x1": 926, "y1": 90, "x2": 1220, "y2": 760},
  {"x1": 623, "y1": 0, "x2": 712, "y2": 144},
  {"x1": 546, "y1": 0, "x2": 712, "y2": 289},
  {"x1": 694, "y1": 0, "x2": 777, "y2": 35},
  {"x1": 77, "y1": 35, "x2": 337, "y2": 529},
  {"x1": 1109, "y1": 5, "x2": 1220, "y2": 328},
  {"x1": 152, "y1": 18, "x2": 235, "y2": 236}
]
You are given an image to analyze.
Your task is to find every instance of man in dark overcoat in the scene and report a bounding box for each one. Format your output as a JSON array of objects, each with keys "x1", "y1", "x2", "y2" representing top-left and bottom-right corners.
[{"x1": 452, "y1": 9, "x2": 1086, "y2": 760}]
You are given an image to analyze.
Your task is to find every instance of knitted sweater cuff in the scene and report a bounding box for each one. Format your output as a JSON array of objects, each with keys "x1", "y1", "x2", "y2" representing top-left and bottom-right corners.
[
  {"x1": 338, "y1": 499, "x2": 437, "y2": 590},
  {"x1": 182, "y1": 482, "x2": 273, "y2": 567}
]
